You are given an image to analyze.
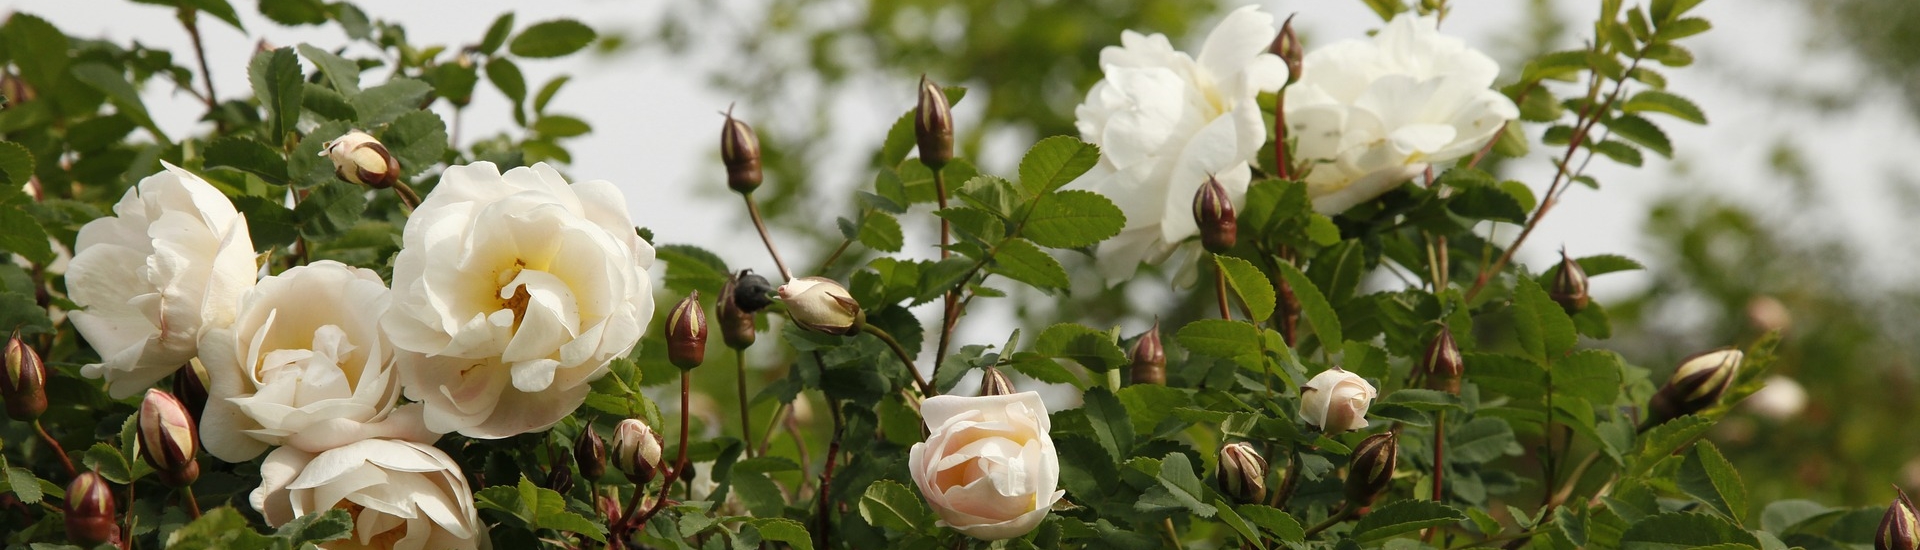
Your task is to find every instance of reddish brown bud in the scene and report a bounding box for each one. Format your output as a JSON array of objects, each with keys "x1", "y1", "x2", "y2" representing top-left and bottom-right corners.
[
  {"x1": 1194, "y1": 176, "x2": 1237, "y2": 253},
  {"x1": 667, "y1": 292, "x2": 708, "y2": 370},
  {"x1": 172, "y1": 358, "x2": 211, "y2": 421},
  {"x1": 575, "y1": 428, "x2": 607, "y2": 481},
  {"x1": 3, "y1": 329, "x2": 48, "y2": 421},
  {"x1": 139, "y1": 389, "x2": 199, "y2": 487},
  {"x1": 1549, "y1": 249, "x2": 1590, "y2": 314},
  {"x1": 545, "y1": 462, "x2": 575, "y2": 494},
  {"x1": 1880, "y1": 487, "x2": 1920, "y2": 550},
  {"x1": 64, "y1": 472, "x2": 117, "y2": 546},
  {"x1": 1129, "y1": 322, "x2": 1166, "y2": 386},
  {"x1": 1345, "y1": 432, "x2": 1397, "y2": 506},
  {"x1": 1422, "y1": 327, "x2": 1464, "y2": 395},
  {"x1": 978, "y1": 366, "x2": 1016, "y2": 396},
  {"x1": 1270, "y1": 14, "x2": 1303, "y2": 83},
  {"x1": 720, "y1": 107, "x2": 763, "y2": 194},
  {"x1": 1648, "y1": 348, "x2": 1743, "y2": 425},
  {"x1": 719, "y1": 273, "x2": 757, "y2": 350},
  {"x1": 915, "y1": 75, "x2": 954, "y2": 170}
]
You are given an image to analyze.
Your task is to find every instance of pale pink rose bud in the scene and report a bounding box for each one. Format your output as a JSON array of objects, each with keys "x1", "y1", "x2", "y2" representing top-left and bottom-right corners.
[
  {"x1": 777, "y1": 277, "x2": 863, "y2": 335},
  {"x1": 1217, "y1": 442, "x2": 1269, "y2": 504},
  {"x1": 320, "y1": 130, "x2": 401, "y2": 189},
  {"x1": 1300, "y1": 368, "x2": 1377, "y2": 433},
  {"x1": 612, "y1": 418, "x2": 664, "y2": 485},
  {"x1": 139, "y1": 389, "x2": 200, "y2": 487}
]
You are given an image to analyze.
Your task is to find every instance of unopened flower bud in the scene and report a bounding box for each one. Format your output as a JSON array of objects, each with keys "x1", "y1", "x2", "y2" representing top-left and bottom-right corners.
[
  {"x1": 1217, "y1": 442, "x2": 1270, "y2": 504},
  {"x1": 545, "y1": 463, "x2": 575, "y2": 494},
  {"x1": 1270, "y1": 14, "x2": 1302, "y2": 83},
  {"x1": 575, "y1": 428, "x2": 607, "y2": 481},
  {"x1": 719, "y1": 273, "x2": 757, "y2": 350},
  {"x1": 1422, "y1": 327, "x2": 1464, "y2": 395},
  {"x1": 733, "y1": 270, "x2": 775, "y2": 313},
  {"x1": 65, "y1": 472, "x2": 117, "y2": 546},
  {"x1": 1129, "y1": 323, "x2": 1166, "y2": 386},
  {"x1": 139, "y1": 389, "x2": 199, "y2": 487},
  {"x1": 3, "y1": 329, "x2": 48, "y2": 421},
  {"x1": 1345, "y1": 432, "x2": 1398, "y2": 506},
  {"x1": 612, "y1": 418, "x2": 665, "y2": 485},
  {"x1": 172, "y1": 358, "x2": 211, "y2": 421},
  {"x1": 915, "y1": 75, "x2": 954, "y2": 170},
  {"x1": 667, "y1": 292, "x2": 708, "y2": 369},
  {"x1": 1880, "y1": 487, "x2": 1920, "y2": 550},
  {"x1": 1549, "y1": 249, "x2": 1590, "y2": 314},
  {"x1": 777, "y1": 277, "x2": 863, "y2": 336},
  {"x1": 1193, "y1": 175, "x2": 1237, "y2": 253},
  {"x1": 1746, "y1": 295, "x2": 1792, "y2": 334},
  {"x1": 1649, "y1": 348, "x2": 1743, "y2": 424},
  {"x1": 720, "y1": 107, "x2": 763, "y2": 194},
  {"x1": 978, "y1": 366, "x2": 1016, "y2": 396},
  {"x1": 319, "y1": 130, "x2": 400, "y2": 189}
]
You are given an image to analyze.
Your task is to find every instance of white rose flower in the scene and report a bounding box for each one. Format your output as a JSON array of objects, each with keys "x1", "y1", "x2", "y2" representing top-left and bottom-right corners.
[
  {"x1": 198, "y1": 261, "x2": 433, "y2": 462},
  {"x1": 1285, "y1": 12, "x2": 1519, "y2": 215},
  {"x1": 1068, "y1": 5, "x2": 1289, "y2": 284},
  {"x1": 252, "y1": 439, "x2": 487, "y2": 550},
  {"x1": 908, "y1": 392, "x2": 1064, "y2": 541},
  {"x1": 383, "y1": 162, "x2": 655, "y2": 438},
  {"x1": 1744, "y1": 375, "x2": 1807, "y2": 421},
  {"x1": 68, "y1": 162, "x2": 256, "y2": 399},
  {"x1": 1300, "y1": 368, "x2": 1377, "y2": 433}
]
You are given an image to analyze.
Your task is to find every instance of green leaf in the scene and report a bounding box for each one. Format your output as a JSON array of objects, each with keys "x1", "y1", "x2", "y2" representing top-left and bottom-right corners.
[
  {"x1": 990, "y1": 237, "x2": 1070, "y2": 291},
  {"x1": 1238, "y1": 504, "x2": 1306, "y2": 542},
  {"x1": 1679, "y1": 441, "x2": 1748, "y2": 524},
  {"x1": 1032, "y1": 323, "x2": 1127, "y2": 372},
  {"x1": 296, "y1": 44, "x2": 361, "y2": 93},
  {"x1": 379, "y1": 110, "x2": 449, "y2": 180},
  {"x1": 857, "y1": 210, "x2": 904, "y2": 253},
  {"x1": 71, "y1": 63, "x2": 168, "y2": 143},
  {"x1": 258, "y1": 0, "x2": 328, "y2": 25},
  {"x1": 1215, "y1": 499, "x2": 1269, "y2": 550},
  {"x1": 164, "y1": 507, "x2": 275, "y2": 550},
  {"x1": 509, "y1": 19, "x2": 597, "y2": 58},
  {"x1": 1555, "y1": 349, "x2": 1624, "y2": 405},
  {"x1": 3, "y1": 467, "x2": 43, "y2": 504},
  {"x1": 746, "y1": 518, "x2": 814, "y2": 550},
  {"x1": 1078, "y1": 386, "x2": 1134, "y2": 462},
  {"x1": 1450, "y1": 182, "x2": 1528, "y2": 223},
  {"x1": 1022, "y1": 190, "x2": 1125, "y2": 249},
  {"x1": 302, "y1": 83, "x2": 357, "y2": 121},
  {"x1": 1606, "y1": 114, "x2": 1673, "y2": 157},
  {"x1": 1512, "y1": 277, "x2": 1576, "y2": 364},
  {"x1": 0, "y1": 141, "x2": 36, "y2": 185},
  {"x1": 1351, "y1": 500, "x2": 1467, "y2": 542},
  {"x1": 1139, "y1": 452, "x2": 1216, "y2": 517},
  {"x1": 937, "y1": 207, "x2": 1004, "y2": 243},
  {"x1": 1630, "y1": 415, "x2": 1713, "y2": 478},
  {"x1": 656, "y1": 244, "x2": 731, "y2": 297},
  {"x1": 1620, "y1": 512, "x2": 1759, "y2": 549},
  {"x1": 1215, "y1": 255, "x2": 1276, "y2": 322},
  {"x1": 1622, "y1": 90, "x2": 1705, "y2": 124},
  {"x1": 1116, "y1": 384, "x2": 1190, "y2": 436},
  {"x1": 1592, "y1": 140, "x2": 1644, "y2": 167},
  {"x1": 1274, "y1": 261, "x2": 1342, "y2": 350},
  {"x1": 274, "y1": 508, "x2": 354, "y2": 547},
  {"x1": 204, "y1": 136, "x2": 288, "y2": 184},
  {"x1": 533, "y1": 114, "x2": 592, "y2": 138},
  {"x1": 351, "y1": 78, "x2": 433, "y2": 127},
  {"x1": 1176, "y1": 319, "x2": 1259, "y2": 359},
  {"x1": 293, "y1": 182, "x2": 369, "y2": 239},
  {"x1": 860, "y1": 480, "x2": 935, "y2": 534},
  {"x1": 0, "y1": 207, "x2": 51, "y2": 265},
  {"x1": 486, "y1": 57, "x2": 528, "y2": 109},
  {"x1": 1447, "y1": 417, "x2": 1523, "y2": 463},
  {"x1": 479, "y1": 13, "x2": 515, "y2": 55},
  {"x1": 247, "y1": 47, "x2": 304, "y2": 143},
  {"x1": 1016, "y1": 136, "x2": 1099, "y2": 196}
]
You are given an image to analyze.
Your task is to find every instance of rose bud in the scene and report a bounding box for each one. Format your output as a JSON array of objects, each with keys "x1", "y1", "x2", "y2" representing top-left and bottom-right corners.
[
  {"x1": 1300, "y1": 368, "x2": 1377, "y2": 434},
  {"x1": 666, "y1": 292, "x2": 708, "y2": 370},
  {"x1": 575, "y1": 427, "x2": 607, "y2": 481},
  {"x1": 777, "y1": 276, "x2": 864, "y2": 336},
  {"x1": 1422, "y1": 327, "x2": 1465, "y2": 395},
  {"x1": 732, "y1": 269, "x2": 775, "y2": 313},
  {"x1": 1193, "y1": 175, "x2": 1238, "y2": 253},
  {"x1": 914, "y1": 75, "x2": 954, "y2": 170},
  {"x1": 1549, "y1": 249, "x2": 1590, "y2": 314},
  {"x1": 909, "y1": 393, "x2": 1063, "y2": 540},
  {"x1": 172, "y1": 358, "x2": 211, "y2": 421},
  {"x1": 978, "y1": 366, "x2": 1016, "y2": 397},
  {"x1": 612, "y1": 418, "x2": 665, "y2": 485},
  {"x1": 718, "y1": 274, "x2": 757, "y2": 350},
  {"x1": 720, "y1": 107, "x2": 763, "y2": 194},
  {"x1": 1128, "y1": 322, "x2": 1166, "y2": 386},
  {"x1": 1746, "y1": 295, "x2": 1792, "y2": 334},
  {"x1": 3, "y1": 329, "x2": 48, "y2": 421},
  {"x1": 139, "y1": 389, "x2": 200, "y2": 487},
  {"x1": 1217, "y1": 442, "x2": 1270, "y2": 504},
  {"x1": 1648, "y1": 348, "x2": 1743, "y2": 424},
  {"x1": 64, "y1": 472, "x2": 117, "y2": 546},
  {"x1": 545, "y1": 463, "x2": 575, "y2": 495},
  {"x1": 1345, "y1": 432, "x2": 1398, "y2": 506},
  {"x1": 1270, "y1": 14, "x2": 1302, "y2": 83},
  {"x1": 319, "y1": 130, "x2": 400, "y2": 189},
  {"x1": 1880, "y1": 487, "x2": 1920, "y2": 550}
]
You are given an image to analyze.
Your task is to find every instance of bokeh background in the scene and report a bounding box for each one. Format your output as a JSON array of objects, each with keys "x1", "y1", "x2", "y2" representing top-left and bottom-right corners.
[{"x1": 16, "y1": 0, "x2": 1920, "y2": 512}]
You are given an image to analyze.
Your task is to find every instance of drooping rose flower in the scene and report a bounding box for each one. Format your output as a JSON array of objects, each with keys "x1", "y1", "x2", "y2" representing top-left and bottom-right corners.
[
  {"x1": 384, "y1": 162, "x2": 655, "y2": 438},
  {"x1": 1285, "y1": 12, "x2": 1519, "y2": 215},
  {"x1": 908, "y1": 392, "x2": 1064, "y2": 541},
  {"x1": 199, "y1": 261, "x2": 432, "y2": 462},
  {"x1": 1299, "y1": 368, "x2": 1377, "y2": 433},
  {"x1": 252, "y1": 439, "x2": 486, "y2": 550},
  {"x1": 1068, "y1": 5, "x2": 1290, "y2": 284},
  {"x1": 68, "y1": 162, "x2": 256, "y2": 398}
]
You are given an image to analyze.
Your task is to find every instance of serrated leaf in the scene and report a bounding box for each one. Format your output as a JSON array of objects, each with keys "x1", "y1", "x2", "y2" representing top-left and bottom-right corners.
[
  {"x1": 857, "y1": 210, "x2": 904, "y2": 253},
  {"x1": 379, "y1": 110, "x2": 448, "y2": 179},
  {"x1": 1759, "y1": 500, "x2": 1833, "y2": 534},
  {"x1": 1215, "y1": 499, "x2": 1269, "y2": 550},
  {"x1": 747, "y1": 518, "x2": 813, "y2": 550},
  {"x1": 301, "y1": 83, "x2": 357, "y2": 121},
  {"x1": 1032, "y1": 323, "x2": 1126, "y2": 372},
  {"x1": 1606, "y1": 114, "x2": 1673, "y2": 157},
  {"x1": 1116, "y1": 384, "x2": 1189, "y2": 436},
  {"x1": 1176, "y1": 319, "x2": 1259, "y2": 359},
  {"x1": 0, "y1": 141, "x2": 35, "y2": 185},
  {"x1": 1017, "y1": 136, "x2": 1099, "y2": 196},
  {"x1": 1274, "y1": 261, "x2": 1341, "y2": 350},
  {"x1": 4, "y1": 467, "x2": 42, "y2": 504},
  {"x1": 204, "y1": 136, "x2": 288, "y2": 184},
  {"x1": 71, "y1": 63, "x2": 166, "y2": 142},
  {"x1": 1620, "y1": 512, "x2": 1759, "y2": 549},
  {"x1": 486, "y1": 57, "x2": 527, "y2": 108},
  {"x1": 1593, "y1": 139, "x2": 1644, "y2": 167},
  {"x1": 1679, "y1": 441, "x2": 1748, "y2": 525},
  {"x1": 1079, "y1": 387, "x2": 1133, "y2": 462},
  {"x1": 1238, "y1": 504, "x2": 1306, "y2": 542},
  {"x1": 293, "y1": 182, "x2": 368, "y2": 239},
  {"x1": 296, "y1": 44, "x2": 360, "y2": 93},
  {"x1": 1215, "y1": 255, "x2": 1276, "y2": 322},
  {"x1": 860, "y1": 480, "x2": 935, "y2": 534},
  {"x1": 1143, "y1": 453, "x2": 1215, "y2": 517},
  {"x1": 1448, "y1": 417, "x2": 1523, "y2": 463},
  {"x1": 936, "y1": 207, "x2": 1004, "y2": 243},
  {"x1": 248, "y1": 47, "x2": 303, "y2": 143},
  {"x1": 350, "y1": 78, "x2": 432, "y2": 127},
  {"x1": 275, "y1": 508, "x2": 353, "y2": 547},
  {"x1": 1512, "y1": 277, "x2": 1576, "y2": 363},
  {"x1": 1351, "y1": 500, "x2": 1467, "y2": 542},
  {"x1": 656, "y1": 244, "x2": 730, "y2": 296},
  {"x1": 1631, "y1": 415, "x2": 1713, "y2": 478},
  {"x1": 1450, "y1": 182, "x2": 1528, "y2": 223},
  {"x1": 1622, "y1": 90, "x2": 1705, "y2": 124},
  {"x1": 533, "y1": 114, "x2": 592, "y2": 138},
  {"x1": 990, "y1": 237, "x2": 1069, "y2": 291},
  {"x1": 510, "y1": 19, "x2": 596, "y2": 58},
  {"x1": 1555, "y1": 349, "x2": 1624, "y2": 404},
  {"x1": 1022, "y1": 190, "x2": 1124, "y2": 249}
]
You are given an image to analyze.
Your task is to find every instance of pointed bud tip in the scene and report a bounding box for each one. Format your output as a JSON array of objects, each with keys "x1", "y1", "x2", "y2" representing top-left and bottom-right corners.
[
  {"x1": 65, "y1": 472, "x2": 117, "y2": 546},
  {"x1": 575, "y1": 428, "x2": 608, "y2": 480},
  {"x1": 720, "y1": 108, "x2": 764, "y2": 194},
  {"x1": 1218, "y1": 442, "x2": 1270, "y2": 504},
  {"x1": 1549, "y1": 249, "x2": 1591, "y2": 313},
  {"x1": 1193, "y1": 176, "x2": 1237, "y2": 253},
  {"x1": 1345, "y1": 432, "x2": 1398, "y2": 505},
  {"x1": 1422, "y1": 328, "x2": 1464, "y2": 394},
  {"x1": 667, "y1": 292, "x2": 708, "y2": 369},
  {"x1": 139, "y1": 389, "x2": 199, "y2": 487},
  {"x1": 914, "y1": 75, "x2": 954, "y2": 170},
  {"x1": 1129, "y1": 323, "x2": 1166, "y2": 386},
  {"x1": 979, "y1": 367, "x2": 1017, "y2": 396},
  {"x1": 3, "y1": 330, "x2": 47, "y2": 421}
]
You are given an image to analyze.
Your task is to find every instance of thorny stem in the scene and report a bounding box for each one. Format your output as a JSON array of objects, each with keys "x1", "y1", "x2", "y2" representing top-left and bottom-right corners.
[
  {"x1": 735, "y1": 349, "x2": 754, "y2": 458},
  {"x1": 932, "y1": 167, "x2": 962, "y2": 400},
  {"x1": 863, "y1": 324, "x2": 935, "y2": 397},
  {"x1": 741, "y1": 194, "x2": 793, "y2": 282},
  {"x1": 32, "y1": 420, "x2": 76, "y2": 477},
  {"x1": 179, "y1": 8, "x2": 217, "y2": 114},
  {"x1": 1303, "y1": 503, "x2": 1356, "y2": 538}
]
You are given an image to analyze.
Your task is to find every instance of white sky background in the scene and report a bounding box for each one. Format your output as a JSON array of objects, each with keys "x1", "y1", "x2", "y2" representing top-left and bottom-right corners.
[{"x1": 16, "y1": 0, "x2": 1919, "y2": 374}]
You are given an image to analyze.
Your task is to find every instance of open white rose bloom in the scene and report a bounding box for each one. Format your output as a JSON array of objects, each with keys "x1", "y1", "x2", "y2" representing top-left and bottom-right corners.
[
  {"x1": 67, "y1": 162, "x2": 257, "y2": 399},
  {"x1": 1068, "y1": 5, "x2": 1289, "y2": 284},
  {"x1": 908, "y1": 392, "x2": 1064, "y2": 541},
  {"x1": 383, "y1": 162, "x2": 655, "y2": 438},
  {"x1": 253, "y1": 439, "x2": 486, "y2": 550},
  {"x1": 1285, "y1": 12, "x2": 1519, "y2": 215},
  {"x1": 199, "y1": 260, "x2": 433, "y2": 462}
]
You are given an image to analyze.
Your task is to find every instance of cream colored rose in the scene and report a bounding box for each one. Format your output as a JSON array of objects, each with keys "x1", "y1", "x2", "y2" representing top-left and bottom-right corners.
[
  {"x1": 383, "y1": 162, "x2": 655, "y2": 438},
  {"x1": 1067, "y1": 6, "x2": 1289, "y2": 284},
  {"x1": 1300, "y1": 368, "x2": 1377, "y2": 433},
  {"x1": 68, "y1": 162, "x2": 256, "y2": 398},
  {"x1": 252, "y1": 439, "x2": 486, "y2": 550},
  {"x1": 908, "y1": 392, "x2": 1064, "y2": 541},
  {"x1": 198, "y1": 261, "x2": 432, "y2": 462},
  {"x1": 776, "y1": 277, "x2": 861, "y2": 335},
  {"x1": 1285, "y1": 13, "x2": 1519, "y2": 215}
]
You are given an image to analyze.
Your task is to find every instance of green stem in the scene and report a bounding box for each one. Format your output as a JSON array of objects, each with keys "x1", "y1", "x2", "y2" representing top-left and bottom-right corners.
[
  {"x1": 1303, "y1": 503, "x2": 1355, "y2": 538},
  {"x1": 863, "y1": 324, "x2": 935, "y2": 397}
]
